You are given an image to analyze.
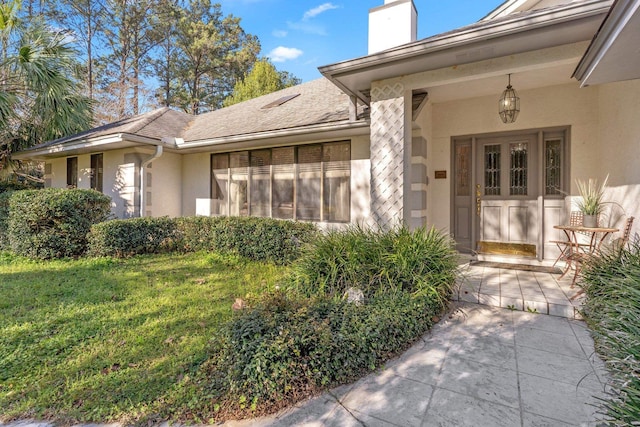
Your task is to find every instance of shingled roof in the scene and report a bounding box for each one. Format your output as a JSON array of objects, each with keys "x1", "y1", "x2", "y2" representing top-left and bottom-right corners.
[
  {"x1": 28, "y1": 107, "x2": 193, "y2": 150},
  {"x1": 183, "y1": 77, "x2": 362, "y2": 143},
  {"x1": 17, "y1": 77, "x2": 366, "y2": 159}
]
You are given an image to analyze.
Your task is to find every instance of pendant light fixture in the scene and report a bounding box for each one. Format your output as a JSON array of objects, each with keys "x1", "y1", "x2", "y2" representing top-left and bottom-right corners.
[{"x1": 499, "y1": 74, "x2": 520, "y2": 123}]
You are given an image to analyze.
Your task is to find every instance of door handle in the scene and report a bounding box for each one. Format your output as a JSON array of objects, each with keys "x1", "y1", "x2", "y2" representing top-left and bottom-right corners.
[{"x1": 476, "y1": 184, "x2": 481, "y2": 216}]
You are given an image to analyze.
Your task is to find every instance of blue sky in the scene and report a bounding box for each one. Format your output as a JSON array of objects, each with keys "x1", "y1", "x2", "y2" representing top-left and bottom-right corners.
[{"x1": 218, "y1": 0, "x2": 506, "y2": 82}]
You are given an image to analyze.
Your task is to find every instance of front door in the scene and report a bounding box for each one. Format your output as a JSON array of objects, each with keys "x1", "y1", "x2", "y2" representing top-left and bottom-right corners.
[
  {"x1": 475, "y1": 133, "x2": 539, "y2": 257},
  {"x1": 453, "y1": 132, "x2": 543, "y2": 258}
]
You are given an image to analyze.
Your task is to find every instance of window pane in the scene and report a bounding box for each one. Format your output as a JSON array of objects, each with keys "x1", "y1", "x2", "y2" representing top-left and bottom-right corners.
[
  {"x1": 67, "y1": 157, "x2": 78, "y2": 188},
  {"x1": 91, "y1": 153, "x2": 103, "y2": 192},
  {"x1": 455, "y1": 143, "x2": 471, "y2": 197},
  {"x1": 545, "y1": 139, "x2": 562, "y2": 195},
  {"x1": 296, "y1": 145, "x2": 322, "y2": 220},
  {"x1": 250, "y1": 150, "x2": 271, "y2": 217},
  {"x1": 323, "y1": 142, "x2": 350, "y2": 222},
  {"x1": 229, "y1": 151, "x2": 249, "y2": 216},
  {"x1": 509, "y1": 141, "x2": 528, "y2": 196},
  {"x1": 272, "y1": 147, "x2": 294, "y2": 219},
  {"x1": 211, "y1": 154, "x2": 229, "y2": 215},
  {"x1": 484, "y1": 145, "x2": 500, "y2": 196}
]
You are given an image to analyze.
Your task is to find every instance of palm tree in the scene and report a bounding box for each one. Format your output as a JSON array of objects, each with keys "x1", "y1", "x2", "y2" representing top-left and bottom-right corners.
[{"x1": 0, "y1": 0, "x2": 92, "y2": 172}]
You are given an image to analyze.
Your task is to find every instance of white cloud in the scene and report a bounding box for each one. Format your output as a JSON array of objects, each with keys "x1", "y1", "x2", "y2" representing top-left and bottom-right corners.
[
  {"x1": 272, "y1": 29, "x2": 288, "y2": 38},
  {"x1": 303, "y1": 3, "x2": 339, "y2": 21},
  {"x1": 268, "y1": 46, "x2": 303, "y2": 62},
  {"x1": 287, "y1": 21, "x2": 327, "y2": 36}
]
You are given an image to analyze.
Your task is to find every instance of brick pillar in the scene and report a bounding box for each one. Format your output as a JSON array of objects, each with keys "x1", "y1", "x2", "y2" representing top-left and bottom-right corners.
[{"x1": 369, "y1": 82, "x2": 409, "y2": 229}]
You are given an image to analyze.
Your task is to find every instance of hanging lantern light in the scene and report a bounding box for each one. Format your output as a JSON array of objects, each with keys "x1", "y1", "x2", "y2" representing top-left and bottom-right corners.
[{"x1": 499, "y1": 74, "x2": 520, "y2": 123}]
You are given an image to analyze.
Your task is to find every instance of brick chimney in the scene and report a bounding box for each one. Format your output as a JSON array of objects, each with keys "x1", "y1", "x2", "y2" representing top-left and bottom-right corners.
[{"x1": 368, "y1": 0, "x2": 418, "y2": 54}]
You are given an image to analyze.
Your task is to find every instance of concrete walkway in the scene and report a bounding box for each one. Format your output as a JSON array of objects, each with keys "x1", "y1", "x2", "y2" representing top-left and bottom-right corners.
[
  {"x1": 222, "y1": 302, "x2": 610, "y2": 427},
  {"x1": 454, "y1": 262, "x2": 585, "y2": 319}
]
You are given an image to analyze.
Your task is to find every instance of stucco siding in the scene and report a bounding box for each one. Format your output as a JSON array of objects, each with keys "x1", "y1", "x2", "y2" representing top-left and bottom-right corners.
[
  {"x1": 597, "y1": 79, "x2": 640, "y2": 238},
  {"x1": 148, "y1": 152, "x2": 182, "y2": 217},
  {"x1": 47, "y1": 158, "x2": 66, "y2": 188},
  {"x1": 181, "y1": 152, "x2": 211, "y2": 217}
]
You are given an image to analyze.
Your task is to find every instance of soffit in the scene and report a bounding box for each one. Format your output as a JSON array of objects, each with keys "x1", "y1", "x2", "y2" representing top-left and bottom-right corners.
[{"x1": 574, "y1": 0, "x2": 640, "y2": 86}]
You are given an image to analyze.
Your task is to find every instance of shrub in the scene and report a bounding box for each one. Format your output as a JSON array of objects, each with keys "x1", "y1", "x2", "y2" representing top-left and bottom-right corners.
[
  {"x1": 0, "y1": 191, "x2": 12, "y2": 250},
  {"x1": 87, "y1": 216, "x2": 179, "y2": 257},
  {"x1": 184, "y1": 289, "x2": 445, "y2": 421},
  {"x1": 8, "y1": 189, "x2": 111, "y2": 259},
  {"x1": 581, "y1": 242, "x2": 640, "y2": 425},
  {"x1": 175, "y1": 216, "x2": 318, "y2": 264},
  {"x1": 291, "y1": 224, "x2": 458, "y2": 300}
]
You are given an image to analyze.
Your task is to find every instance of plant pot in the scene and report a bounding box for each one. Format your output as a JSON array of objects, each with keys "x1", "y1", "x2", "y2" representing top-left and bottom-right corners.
[{"x1": 583, "y1": 214, "x2": 598, "y2": 228}]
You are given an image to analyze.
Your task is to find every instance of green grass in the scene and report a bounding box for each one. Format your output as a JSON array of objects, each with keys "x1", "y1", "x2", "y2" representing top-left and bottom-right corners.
[{"x1": 0, "y1": 251, "x2": 288, "y2": 425}]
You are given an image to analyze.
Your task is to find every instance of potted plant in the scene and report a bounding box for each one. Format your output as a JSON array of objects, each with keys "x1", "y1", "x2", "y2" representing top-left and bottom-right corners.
[{"x1": 575, "y1": 175, "x2": 608, "y2": 227}]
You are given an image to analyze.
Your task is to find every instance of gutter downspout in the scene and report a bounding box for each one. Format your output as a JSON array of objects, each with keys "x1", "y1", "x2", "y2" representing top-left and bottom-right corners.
[{"x1": 139, "y1": 145, "x2": 163, "y2": 217}]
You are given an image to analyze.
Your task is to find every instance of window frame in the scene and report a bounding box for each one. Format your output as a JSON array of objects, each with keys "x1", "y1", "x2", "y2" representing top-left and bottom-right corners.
[
  {"x1": 66, "y1": 157, "x2": 78, "y2": 188},
  {"x1": 210, "y1": 141, "x2": 351, "y2": 223}
]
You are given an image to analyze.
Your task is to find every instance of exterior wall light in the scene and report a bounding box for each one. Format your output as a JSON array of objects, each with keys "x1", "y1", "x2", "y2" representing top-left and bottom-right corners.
[{"x1": 499, "y1": 74, "x2": 520, "y2": 123}]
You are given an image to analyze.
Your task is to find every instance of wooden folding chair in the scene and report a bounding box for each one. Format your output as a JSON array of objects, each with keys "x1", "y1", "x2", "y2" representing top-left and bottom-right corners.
[{"x1": 551, "y1": 211, "x2": 584, "y2": 268}]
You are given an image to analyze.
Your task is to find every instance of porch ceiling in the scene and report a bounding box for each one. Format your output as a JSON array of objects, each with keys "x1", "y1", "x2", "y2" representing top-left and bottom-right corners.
[{"x1": 426, "y1": 62, "x2": 578, "y2": 103}]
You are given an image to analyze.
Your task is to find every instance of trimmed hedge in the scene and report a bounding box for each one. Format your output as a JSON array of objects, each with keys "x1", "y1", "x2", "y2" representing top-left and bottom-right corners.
[
  {"x1": 0, "y1": 191, "x2": 12, "y2": 250},
  {"x1": 87, "y1": 216, "x2": 179, "y2": 258},
  {"x1": 175, "y1": 216, "x2": 318, "y2": 264},
  {"x1": 88, "y1": 216, "x2": 318, "y2": 264},
  {"x1": 8, "y1": 189, "x2": 111, "y2": 259}
]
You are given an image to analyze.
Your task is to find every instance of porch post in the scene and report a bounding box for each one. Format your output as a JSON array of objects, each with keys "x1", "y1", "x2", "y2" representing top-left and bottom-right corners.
[{"x1": 369, "y1": 81, "x2": 411, "y2": 229}]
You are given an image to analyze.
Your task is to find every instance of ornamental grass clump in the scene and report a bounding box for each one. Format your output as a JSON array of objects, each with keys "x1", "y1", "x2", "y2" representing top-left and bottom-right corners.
[
  {"x1": 580, "y1": 241, "x2": 640, "y2": 425},
  {"x1": 290, "y1": 223, "x2": 458, "y2": 301},
  {"x1": 575, "y1": 174, "x2": 609, "y2": 217}
]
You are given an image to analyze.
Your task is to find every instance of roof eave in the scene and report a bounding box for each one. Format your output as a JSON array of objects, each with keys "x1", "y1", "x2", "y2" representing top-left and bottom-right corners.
[
  {"x1": 573, "y1": 0, "x2": 640, "y2": 86},
  {"x1": 178, "y1": 120, "x2": 370, "y2": 153},
  {"x1": 319, "y1": 0, "x2": 613, "y2": 104},
  {"x1": 13, "y1": 133, "x2": 168, "y2": 160}
]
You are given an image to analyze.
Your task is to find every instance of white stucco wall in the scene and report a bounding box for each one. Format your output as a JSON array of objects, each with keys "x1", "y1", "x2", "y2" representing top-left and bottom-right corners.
[
  {"x1": 148, "y1": 151, "x2": 182, "y2": 217},
  {"x1": 44, "y1": 148, "x2": 182, "y2": 219},
  {"x1": 46, "y1": 158, "x2": 66, "y2": 189},
  {"x1": 596, "y1": 79, "x2": 640, "y2": 238},
  {"x1": 181, "y1": 152, "x2": 211, "y2": 217},
  {"x1": 350, "y1": 135, "x2": 371, "y2": 225}
]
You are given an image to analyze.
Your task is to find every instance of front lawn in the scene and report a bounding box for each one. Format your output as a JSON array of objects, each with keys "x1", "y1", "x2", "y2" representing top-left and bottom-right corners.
[{"x1": 0, "y1": 251, "x2": 287, "y2": 424}]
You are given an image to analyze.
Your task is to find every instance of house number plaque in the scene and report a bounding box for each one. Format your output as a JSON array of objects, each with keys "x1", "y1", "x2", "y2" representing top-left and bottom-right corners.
[{"x1": 434, "y1": 170, "x2": 447, "y2": 179}]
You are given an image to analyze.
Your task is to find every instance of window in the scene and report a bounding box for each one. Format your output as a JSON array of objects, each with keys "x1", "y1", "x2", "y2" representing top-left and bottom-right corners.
[
  {"x1": 509, "y1": 141, "x2": 528, "y2": 196},
  {"x1": 90, "y1": 153, "x2": 103, "y2": 192},
  {"x1": 484, "y1": 145, "x2": 500, "y2": 196},
  {"x1": 296, "y1": 145, "x2": 322, "y2": 220},
  {"x1": 211, "y1": 154, "x2": 229, "y2": 215},
  {"x1": 545, "y1": 138, "x2": 563, "y2": 196},
  {"x1": 66, "y1": 157, "x2": 78, "y2": 188},
  {"x1": 210, "y1": 141, "x2": 351, "y2": 223},
  {"x1": 250, "y1": 150, "x2": 271, "y2": 217},
  {"x1": 272, "y1": 147, "x2": 294, "y2": 219},
  {"x1": 229, "y1": 152, "x2": 249, "y2": 216}
]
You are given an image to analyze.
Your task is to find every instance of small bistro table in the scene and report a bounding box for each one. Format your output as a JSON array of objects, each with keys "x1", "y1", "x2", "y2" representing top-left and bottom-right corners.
[{"x1": 553, "y1": 224, "x2": 618, "y2": 288}]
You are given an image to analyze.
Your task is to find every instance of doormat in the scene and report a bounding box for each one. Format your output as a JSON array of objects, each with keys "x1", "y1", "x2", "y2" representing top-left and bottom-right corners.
[{"x1": 469, "y1": 261, "x2": 563, "y2": 274}]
